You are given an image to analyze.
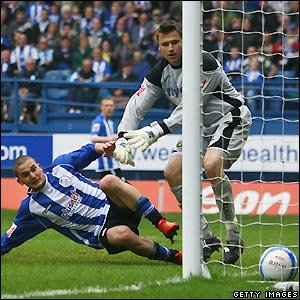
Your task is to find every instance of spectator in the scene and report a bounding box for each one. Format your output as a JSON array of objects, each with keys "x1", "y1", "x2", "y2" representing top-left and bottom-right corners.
[
  {"x1": 10, "y1": 32, "x2": 38, "y2": 75},
  {"x1": 26, "y1": 1, "x2": 49, "y2": 25},
  {"x1": 104, "y1": 1, "x2": 123, "y2": 32},
  {"x1": 18, "y1": 57, "x2": 43, "y2": 124},
  {"x1": 144, "y1": 31, "x2": 161, "y2": 66},
  {"x1": 113, "y1": 31, "x2": 139, "y2": 69},
  {"x1": 242, "y1": 17, "x2": 262, "y2": 50},
  {"x1": 224, "y1": 16, "x2": 242, "y2": 50},
  {"x1": 68, "y1": 58, "x2": 97, "y2": 113},
  {"x1": 60, "y1": 22, "x2": 78, "y2": 46},
  {"x1": 260, "y1": 1, "x2": 280, "y2": 33},
  {"x1": 59, "y1": 5, "x2": 80, "y2": 37},
  {"x1": 242, "y1": 45, "x2": 263, "y2": 72},
  {"x1": 45, "y1": 22, "x2": 60, "y2": 50},
  {"x1": 133, "y1": 1, "x2": 152, "y2": 13},
  {"x1": 36, "y1": 36, "x2": 54, "y2": 74},
  {"x1": 287, "y1": 1, "x2": 299, "y2": 25},
  {"x1": 203, "y1": 14, "x2": 221, "y2": 57},
  {"x1": 70, "y1": 4, "x2": 82, "y2": 25},
  {"x1": 108, "y1": 16, "x2": 126, "y2": 51},
  {"x1": 1, "y1": 48, "x2": 16, "y2": 89},
  {"x1": 223, "y1": 46, "x2": 242, "y2": 80},
  {"x1": 53, "y1": 37, "x2": 72, "y2": 71},
  {"x1": 168, "y1": 1, "x2": 182, "y2": 23},
  {"x1": 151, "y1": 8, "x2": 164, "y2": 31},
  {"x1": 214, "y1": 1, "x2": 242, "y2": 29},
  {"x1": 203, "y1": 30, "x2": 219, "y2": 56},
  {"x1": 92, "y1": 47, "x2": 112, "y2": 83},
  {"x1": 48, "y1": 3, "x2": 60, "y2": 23},
  {"x1": 243, "y1": 56, "x2": 264, "y2": 112},
  {"x1": 93, "y1": 1, "x2": 109, "y2": 23},
  {"x1": 80, "y1": 5, "x2": 95, "y2": 34},
  {"x1": 3, "y1": 1, "x2": 24, "y2": 22},
  {"x1": 123, "y1": 1, "x2": 139, "y2": 32},
  {"x1": 242, "y1": 44, "x2": 278, "y2": 79},
  {"x1": 261, "y1": 32, "x2": 279, "y2": 78},
  {"x1": 72, "y1": 34, "x2": 92, "y2": 71},
  {"x1": 131, "y1": 12, "x2": 153, "y2": 50},
  {"x1": 9, "y1": 7, "x2": 32, "y2": 42},
  {"x1": 1, "y1": 6, "x2": 12, "y2": 49},
  {"x1": 100, "y1": 40, "x2": 117, "y2": 70},
  {"x1": 210, "y1": 14, "x2": 220, "y2": 30},
  {"x1": 131, "y1": 49, "x2": 151, "y2": 82},
  {"x1": 1, "y1": 49, "x2": 16, "y2": 122},
  {"x1": 91, "y1": 47, "x2": 112, "y2": 99},
  {"x1": 110, "y1": 61, "x2": 138, "y2": 109},
  {"x1": 275, "y1": 22, "x2": 299, "y2": 77},
  {"x1": 88, "y1": 18, "x2": 110, "y2": 49},
  {"x1": 90, "y1": 98, "x2": 125, "y2": 180},
  {"x1": 29, "y1": 8, "x2": 50, "y2": 44}
]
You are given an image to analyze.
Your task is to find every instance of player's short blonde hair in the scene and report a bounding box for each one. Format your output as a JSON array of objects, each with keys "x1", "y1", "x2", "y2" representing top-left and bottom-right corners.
[{"x1": 13, "y1": 156, "x2": 36, "y2": 178}]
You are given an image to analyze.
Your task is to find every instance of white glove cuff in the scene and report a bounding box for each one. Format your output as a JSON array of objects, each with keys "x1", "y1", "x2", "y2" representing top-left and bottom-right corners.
[{"x1": 150, "y1": 121, "x2": 164, "y2": 138}]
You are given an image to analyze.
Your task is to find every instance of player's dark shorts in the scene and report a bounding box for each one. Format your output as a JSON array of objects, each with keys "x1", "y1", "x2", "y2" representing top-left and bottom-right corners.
[
  {"x1": 100, "y1": 200, "x2": 141, "y2": 254},
  {"x1": 98, "y1": 168, "x2": 125, "y2": 181}
]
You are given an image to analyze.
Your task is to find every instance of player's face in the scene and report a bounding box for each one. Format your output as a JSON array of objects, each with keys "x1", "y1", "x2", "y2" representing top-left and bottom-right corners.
[
  {"x1": 16, "y1": 159, "x2": 46, "y2": 191},
  {"x1": 158, "y1": 31, "x2": 182, "y2": 67},
  {"x1": 101, "y1": 100, "x2": 115, "y2": 118}
]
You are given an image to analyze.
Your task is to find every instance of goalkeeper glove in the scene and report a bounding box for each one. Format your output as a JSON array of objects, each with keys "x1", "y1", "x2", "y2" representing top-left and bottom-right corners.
[
  {"x1": 124, "y1": 121, "x2": 164, "y2": 152},
  {"x1": 112, "y1": 138, "x2": 135, "y2": 166}
]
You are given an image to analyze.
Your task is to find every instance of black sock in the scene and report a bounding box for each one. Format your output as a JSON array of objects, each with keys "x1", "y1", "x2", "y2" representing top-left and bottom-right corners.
[{"x1": 149, "y1": 242, "x2": 176, "y2": 262}]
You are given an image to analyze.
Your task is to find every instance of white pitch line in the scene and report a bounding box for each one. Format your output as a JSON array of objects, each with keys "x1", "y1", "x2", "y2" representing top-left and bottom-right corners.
[
  {"x1": 1, "y1": 276, "x2": 183, "y2": 299},
  {"x1": 246, "y1": 280, "x2": 277, "y2": 283}
]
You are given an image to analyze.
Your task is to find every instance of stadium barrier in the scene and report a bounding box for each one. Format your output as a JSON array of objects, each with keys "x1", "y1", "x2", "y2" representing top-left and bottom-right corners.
[{"x1": 1, "y1": 77, "x2": 298, "y2": 134}]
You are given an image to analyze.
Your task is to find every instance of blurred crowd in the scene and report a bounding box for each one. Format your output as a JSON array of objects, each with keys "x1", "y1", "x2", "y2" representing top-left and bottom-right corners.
[
  {"x1": 204, "y1": 1, "x2": 299, "y2": 79},
  {"x1": 1, "y1": 1, "x2": 299, "y2": 123}
]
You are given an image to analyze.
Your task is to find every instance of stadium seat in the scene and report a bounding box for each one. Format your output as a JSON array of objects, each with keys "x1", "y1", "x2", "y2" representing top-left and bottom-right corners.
[{"x1": 44, "y1": 70, "x2": 70, "y2": 112}]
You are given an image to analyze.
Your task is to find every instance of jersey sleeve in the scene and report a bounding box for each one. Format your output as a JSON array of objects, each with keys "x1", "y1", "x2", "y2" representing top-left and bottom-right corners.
[
  {"x1": 163, "y1": 100, "x2": 183, "y2": 133},
  {"x1": 202, "y1": 60, "x2": 245, "y2": 108},
  {"x1": 117, "y1": 77, "x2": 164, "y2": 133},
  {"x1": 52, "y1": 144, "x2": 101, "y2": 171},
  {"x1": 1, "y1": 199, "x2": 47, "y2": 255},
  {"x1": 90, "y1": 119, "x2": 103, "y2": 136}
]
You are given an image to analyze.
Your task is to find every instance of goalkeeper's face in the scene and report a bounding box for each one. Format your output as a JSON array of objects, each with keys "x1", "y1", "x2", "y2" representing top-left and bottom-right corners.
[
  {"x1": 158, "y1": 31, "x2": 182, "y2": 67},
  {"x1": 16, "y1": 159, "x2": 46, "y2": 192}
]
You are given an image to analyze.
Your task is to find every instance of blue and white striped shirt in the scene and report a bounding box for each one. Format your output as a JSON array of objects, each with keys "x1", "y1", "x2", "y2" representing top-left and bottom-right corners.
[
  {"x1": 91, "y1": 114, "x2": 120, "y2": 172},
  {"x1": 1, "y1": 144, "x2": 111, "y2": 255}
]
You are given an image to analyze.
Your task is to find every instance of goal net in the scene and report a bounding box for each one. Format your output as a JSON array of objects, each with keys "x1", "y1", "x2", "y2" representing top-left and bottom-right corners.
[{"x1": 202, "y1": 1, "x2": 299, "y2": 275}]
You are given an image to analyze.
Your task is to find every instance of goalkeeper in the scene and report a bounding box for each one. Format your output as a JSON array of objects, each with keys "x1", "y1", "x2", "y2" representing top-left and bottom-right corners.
[
  {"x1": 1, "y1": 141, "x2": 182, "y2": 265},
  {"x1": 114, "y1": 20, "x2": 252, "y2": 265}
]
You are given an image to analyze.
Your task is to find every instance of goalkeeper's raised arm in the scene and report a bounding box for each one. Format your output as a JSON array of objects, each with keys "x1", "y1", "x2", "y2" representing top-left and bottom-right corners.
[{"x1": 116, "y1": 20, "x2": 183, "y2": 158}]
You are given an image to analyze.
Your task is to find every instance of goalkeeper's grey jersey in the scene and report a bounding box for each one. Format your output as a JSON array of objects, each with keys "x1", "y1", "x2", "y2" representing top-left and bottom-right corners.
[{"x1": 118, "y1": 51, "x2": 251, "y2": 135}]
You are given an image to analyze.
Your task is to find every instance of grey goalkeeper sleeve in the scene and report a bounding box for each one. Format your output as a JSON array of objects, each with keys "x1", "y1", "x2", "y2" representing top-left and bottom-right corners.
[{"x1": 117, "y1": 77, "x2": 164, "y2": 133}]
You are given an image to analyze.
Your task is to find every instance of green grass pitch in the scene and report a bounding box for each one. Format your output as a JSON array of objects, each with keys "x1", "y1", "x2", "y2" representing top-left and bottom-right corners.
[{"x1": 1, "y1": 210, "x2": 299, "y2": 299}]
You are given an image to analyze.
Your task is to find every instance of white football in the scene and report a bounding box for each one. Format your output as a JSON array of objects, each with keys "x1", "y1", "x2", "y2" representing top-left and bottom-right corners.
[{"x1": 259, "y1": 246, "x2": 298, "y2": 281}]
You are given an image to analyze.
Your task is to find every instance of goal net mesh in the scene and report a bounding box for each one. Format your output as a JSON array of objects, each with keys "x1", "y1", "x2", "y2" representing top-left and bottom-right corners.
[{"x1": 202, "y1": 1, "x2": 299, "y2": 275}]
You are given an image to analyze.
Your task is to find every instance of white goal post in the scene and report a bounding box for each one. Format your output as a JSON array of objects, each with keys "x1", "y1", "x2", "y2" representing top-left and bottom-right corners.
[{"x1": 182, "y1": 1, "x2": 203, "y2": 278}]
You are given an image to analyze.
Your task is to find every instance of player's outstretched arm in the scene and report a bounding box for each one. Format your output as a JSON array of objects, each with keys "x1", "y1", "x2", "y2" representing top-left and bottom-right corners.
[{"x1": 1, "y1": 201, "x2": 47, "y2": 255}]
